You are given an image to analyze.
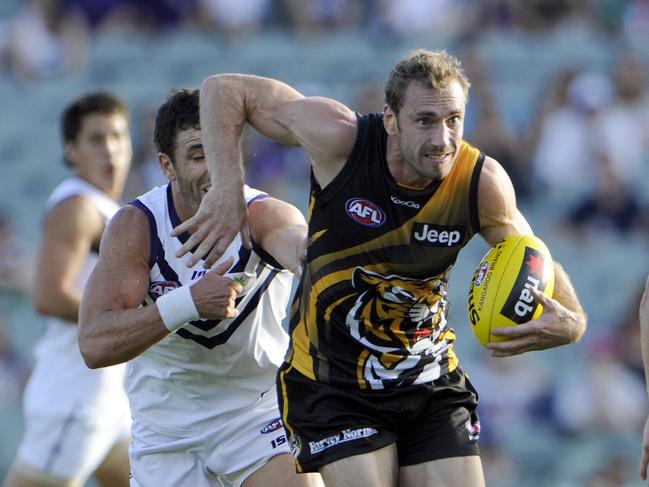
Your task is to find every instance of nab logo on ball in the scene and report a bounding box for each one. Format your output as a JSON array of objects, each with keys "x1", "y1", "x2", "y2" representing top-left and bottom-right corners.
[
  {"x1": 475, "y1": 262, "x2": 489, "y2": 287},
  {"x1": 345, "y1": 198, "x2": 386, "y2": 227},
  {"x1": 500, "y1": 247, "x2": 549, "y2": 323}
]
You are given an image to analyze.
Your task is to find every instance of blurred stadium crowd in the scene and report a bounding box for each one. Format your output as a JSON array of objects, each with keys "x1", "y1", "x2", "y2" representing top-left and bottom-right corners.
[{"x1": 0, "y1": 0, "x2": 649, "y2": 486}]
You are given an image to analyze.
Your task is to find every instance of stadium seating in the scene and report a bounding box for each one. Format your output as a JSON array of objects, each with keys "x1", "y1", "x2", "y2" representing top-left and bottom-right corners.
[{"x1": 0, "y1": 23, "x2": 648, "y2": 487}]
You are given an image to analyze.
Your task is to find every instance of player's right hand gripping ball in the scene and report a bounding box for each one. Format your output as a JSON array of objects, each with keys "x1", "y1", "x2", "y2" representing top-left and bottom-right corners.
[{"x1": 467, "y1": 234, "x2": 555, "y2": 346}]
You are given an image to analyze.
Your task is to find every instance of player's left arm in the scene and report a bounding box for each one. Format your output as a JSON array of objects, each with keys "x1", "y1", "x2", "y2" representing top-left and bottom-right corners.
[
  {"x1": 248, "y1": 197, "x2": 307, "y2": 275},
  {"x1": 477, "y1": 156, "x2": 587, "y2": 356}
]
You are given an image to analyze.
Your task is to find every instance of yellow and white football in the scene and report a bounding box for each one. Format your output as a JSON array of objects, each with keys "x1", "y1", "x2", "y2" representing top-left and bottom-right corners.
[{"x1": 467, "y1": 234, "x2": 555, "y2": 346}]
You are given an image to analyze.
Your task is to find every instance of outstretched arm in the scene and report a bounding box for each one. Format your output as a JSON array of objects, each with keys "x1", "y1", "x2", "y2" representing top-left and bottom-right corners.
[
  {"x1": 477, "y1": 156, "x2": 586, "y2": 356},
  {"x1": 639, "y1": 275, "x2": 649, "y2": 481},
  {"x1": 173, "y1": 74, "x2": 357, "y2": 268},
  {"x1": 79, "y1": 205, "x2": 241, "y2": 368}
]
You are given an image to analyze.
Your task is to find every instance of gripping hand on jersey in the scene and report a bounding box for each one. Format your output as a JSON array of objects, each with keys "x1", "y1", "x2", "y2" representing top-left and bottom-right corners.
[
  {"x1": 190, "y1": 257, "x2": 243, "y2": 319},
  {"x1": 172, "y1": 185, "x2": 250, "y2": 268}
]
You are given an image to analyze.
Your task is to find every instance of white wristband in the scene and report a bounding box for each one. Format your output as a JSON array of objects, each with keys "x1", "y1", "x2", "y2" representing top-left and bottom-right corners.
[{"x1": 156, "y1": 285, "x2": 199, "y2": 333}]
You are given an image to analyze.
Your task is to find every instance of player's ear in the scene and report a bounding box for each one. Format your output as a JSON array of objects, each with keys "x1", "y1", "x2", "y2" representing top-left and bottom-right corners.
[
  {"x1": 64, "y1": 142, "x2": 78, "y2": 167},
  {"x1": 383, "y1": 104, "x2": 398, "y2": 135},
  {"x1": 159, "y1": 153, "x2": 176, "y2": 181}
]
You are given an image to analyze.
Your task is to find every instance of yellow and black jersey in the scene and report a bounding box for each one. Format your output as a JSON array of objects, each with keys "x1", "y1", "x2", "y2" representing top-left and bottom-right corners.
[{"x1": 287, "y1": 112, "x2": 485, "y2": 390}]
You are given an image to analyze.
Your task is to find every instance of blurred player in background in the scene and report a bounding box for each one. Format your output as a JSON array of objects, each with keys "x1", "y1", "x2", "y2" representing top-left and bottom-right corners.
[
  {"x1": 638, "y1": 274, "x2": 649, "y2": 482},
  {"x1": 78, "y1": 89, "x2": 322, "y2": 487},
  {"x1": 174, "y1": 49, "x2": 587, "y2": 486},
  {"x1": 2, "y1": 92, "x2": 132, "y2": 487}
]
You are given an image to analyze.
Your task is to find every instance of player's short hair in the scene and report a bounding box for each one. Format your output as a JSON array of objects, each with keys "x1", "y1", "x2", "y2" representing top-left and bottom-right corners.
[
  {"x1": 154, "y1": 88, "x2": 200, "y2": 165},
  {"x1": 385, "y1": 49, "x2": 470, "y2": 114},
  {"x1": 61, "y1": 91, "x2": 129, "y2": 166}
]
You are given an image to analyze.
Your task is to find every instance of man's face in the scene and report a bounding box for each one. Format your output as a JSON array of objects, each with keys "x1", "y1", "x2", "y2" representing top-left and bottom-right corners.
[
  {"x1": 386, "y1": 79, "x2": 466, "y2": 185},
  {"x1": 170, "y1": 128, "x2": 209, "y2": 216},
  {"x1": 66, "y1": 112, "x2": 132, "y2": 198}
]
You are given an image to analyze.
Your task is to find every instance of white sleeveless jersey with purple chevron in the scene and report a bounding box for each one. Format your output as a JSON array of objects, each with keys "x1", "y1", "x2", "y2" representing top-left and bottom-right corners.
[
  {"x1": 26, "y1": 177, "x2": 130, "y2": 418},
  {"x1": 125, "y1": 183, "x2": 293, "y2": 435}
]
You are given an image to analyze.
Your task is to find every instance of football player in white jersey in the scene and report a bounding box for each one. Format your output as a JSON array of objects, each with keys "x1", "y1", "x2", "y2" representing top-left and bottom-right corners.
[
  {"x1": 77, "y1": 89, "x2": 322, "y2": 487},
  {"x1": 3, "y1": 93, "x2": 132, "y2": 487}
]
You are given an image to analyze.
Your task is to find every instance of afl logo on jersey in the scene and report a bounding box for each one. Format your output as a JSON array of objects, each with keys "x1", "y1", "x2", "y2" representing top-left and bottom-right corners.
[
  {"x1": 346, "y1": 198, "x2": 386, "y2": 227},
  {"x1": 260, "y1": 418, "x2": 284, "y2": 434},
  {"x1": 148, "y1": 280, "x2": 178, "y2": 301}
]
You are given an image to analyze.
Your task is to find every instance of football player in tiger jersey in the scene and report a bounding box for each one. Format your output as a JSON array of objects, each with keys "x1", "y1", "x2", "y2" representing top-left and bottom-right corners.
[
  {"x1": 174, "y1": 50, "x2": 587, "y2": 486},
  {"x1": 78, "y1": 89, "x2": 322, "y2": 487}
]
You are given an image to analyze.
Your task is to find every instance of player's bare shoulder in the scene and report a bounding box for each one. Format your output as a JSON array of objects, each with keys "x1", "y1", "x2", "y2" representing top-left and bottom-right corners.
[
  {"x1": 287, "y1": 96, "x2": 358, "y2": 188},
  {"x1": 285, "y1": 96, "x2": 357, "y2": 148},
  {"x1": 477, "y1": 156, "x2": 515, "y2": 211},
  {"x1": 99, "y1": 204, "x2": 151, "y2": 265},
  {"x1": 476, "y1": 155, "x2": 531, "y2": 245},
  {"x1": 44, "y1": 195, "x2": 105, "y2": 242}
]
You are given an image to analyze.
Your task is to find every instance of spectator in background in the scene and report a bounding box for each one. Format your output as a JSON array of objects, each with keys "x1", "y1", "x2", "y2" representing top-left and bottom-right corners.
[
  {"x1": 374, "y1": 0, "x2": 475, "y2": 42},
  {"x1": 0, "y1": 22, "x2": 9, "y2": 76},
  {"x1": 281, "y1": 0, "x2": 363, "y2": 36},
  {"x1": 0, "y1": 210, "x2": 34, "y2": 297},
  {"x1": 61, "y1": 0, "x2": 132, "y2": 30},
  {"x1": 195, "y1": 0, "x2": 270, "y2": 39},
  {"x1": 553, "y1": 328, "x2": 646, "y2": 438},
  {"x1": 474, "y1": 0, "x2": 592, "y2": 32},
  {"x1": 623, "y1": 0, "x2": 649, "y2": 40},
  {"x1": 522, "y1": 67, "x2": 577, "y2": 166},
  {"x1": 594, "y1": 54, "x2": 649, "y2": 189},
  {"x1": 586, "y1": 455, "x2": 635, "y2": 487},
  {"x1": 64, "y1": 0, "x2": 195, "y2": 33},
  {"x1": 6, "y1": 0, "x2": 89, "y2": 82},
  {"x1": 469, "y1": 354, "x2": 553, "y2": 445},
  {"x1": 506, "y1": 0, "x2": 584, "y2": 32},
  {"x1": 478, "y1": 442, "x2": 520, "y2": 487},
  {"x1": 241, "y1": 126, "x2": 311, "y2": 212},
  {"x1": 531, "y1": 70, "x2": 612, "y2": 198},
  {"x1": 461, "y1": 46, "x2": 531, "y2": 200},
  {"x1": 562, "y1": 151, "x2": 645, "y2": 240},
  {"x1": 533, "y1": 57, "x2": 649, "y2": 207},
  {"x1": 352, "y1": 82, "x2": 384, "y2": 114}
]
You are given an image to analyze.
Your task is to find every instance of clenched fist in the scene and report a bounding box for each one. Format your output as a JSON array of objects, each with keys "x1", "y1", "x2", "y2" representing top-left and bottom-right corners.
[{"x1": 189, "y1": 258, "x2": 243, "y2": 320}]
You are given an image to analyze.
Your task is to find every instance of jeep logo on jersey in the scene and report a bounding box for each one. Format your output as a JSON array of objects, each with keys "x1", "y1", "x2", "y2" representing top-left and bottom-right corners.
[
  {"x1": 148, "y1": 280, "x2": 179, "y2": 301},
  {"x1": 345, "y1": 198, "x2": 386, "y2": 227},
  {"x1": 500, "y1": 247, "x2": 548, "y2": 323},
  {"x1": 412, "y1": 223, "x2": 464, "y2": 247}
]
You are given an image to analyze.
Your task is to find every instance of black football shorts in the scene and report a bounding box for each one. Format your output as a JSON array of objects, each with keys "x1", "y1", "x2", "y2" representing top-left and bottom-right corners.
[{"x1": 277, "y1": 364, "x2": 481, "y2": 473}]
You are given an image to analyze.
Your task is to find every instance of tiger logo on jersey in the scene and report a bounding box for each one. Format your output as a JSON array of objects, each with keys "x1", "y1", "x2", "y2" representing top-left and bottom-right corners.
[{"x1": 345, "y1": 267, "x2": 454, "y2": 389}]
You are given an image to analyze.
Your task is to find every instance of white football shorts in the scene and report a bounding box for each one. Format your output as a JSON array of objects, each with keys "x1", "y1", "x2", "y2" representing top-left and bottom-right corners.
[
  {"x1": 129, "y1": 387, "x2": 291, "y2": 487},
  {"x1": 16, "y1": 399, "x2": 131, "y2": 483}
]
